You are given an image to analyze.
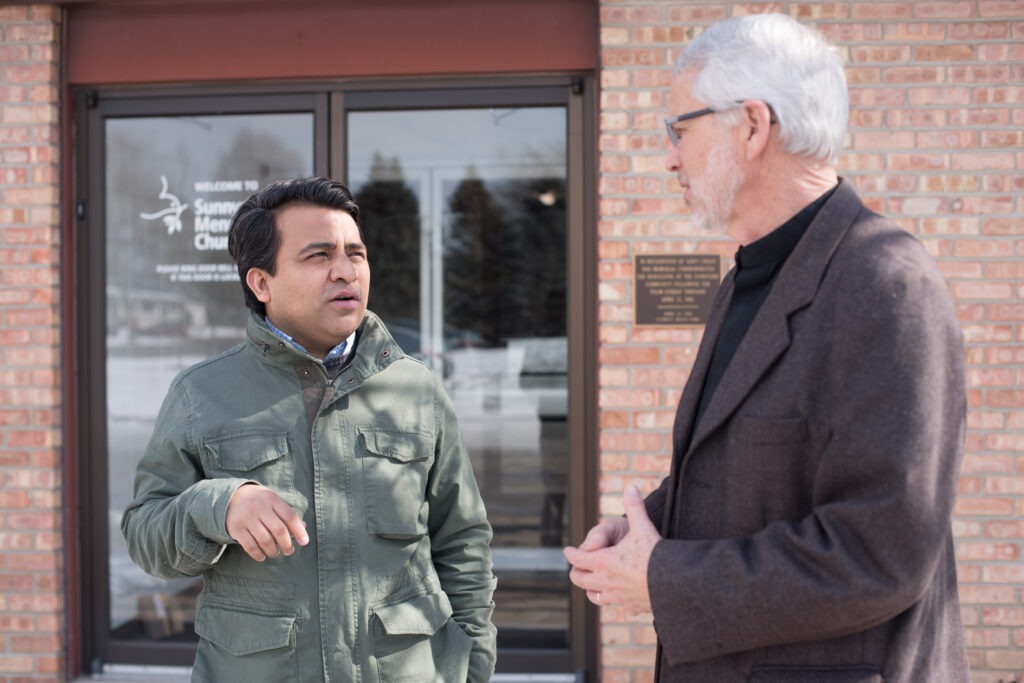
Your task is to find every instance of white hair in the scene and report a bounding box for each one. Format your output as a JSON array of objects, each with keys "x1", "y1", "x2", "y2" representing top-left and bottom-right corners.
[{"x1": 674, "y1": 14, "x2": 848, "y2": 165}]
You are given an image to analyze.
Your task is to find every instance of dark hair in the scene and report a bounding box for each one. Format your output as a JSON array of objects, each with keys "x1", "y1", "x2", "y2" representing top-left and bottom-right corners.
[{"x1": 227, "y1": 176, "x2": 361, "y2": 316}]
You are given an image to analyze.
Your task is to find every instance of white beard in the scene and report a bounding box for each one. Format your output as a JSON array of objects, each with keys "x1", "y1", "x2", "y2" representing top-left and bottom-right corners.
[{"x1": 688, "y1": 131, "x2": 742, "y2": 235}]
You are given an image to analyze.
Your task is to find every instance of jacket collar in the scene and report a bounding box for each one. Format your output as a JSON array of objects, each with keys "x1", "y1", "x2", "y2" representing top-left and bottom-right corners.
[
  {"x1": 246, "y1": 310, "x2": 406, "y2": 379},
  {"x1": 680, "y1": 178, "x2": 865, "y2": 454}
]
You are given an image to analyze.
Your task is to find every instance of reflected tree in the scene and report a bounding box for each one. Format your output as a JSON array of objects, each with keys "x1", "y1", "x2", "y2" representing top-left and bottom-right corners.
[
  {"x1": 501, "y1": 177, "x2": 567, "y2": 339},
  {"x1": 354, "y1": 153, "x2": 421, "y2": 326},
  {"x1": 445, "y1": 169, "x2": 508, "y2": 346},
  {"x1": 445, "y1": 172, "x2": 566, "y2": 346}
]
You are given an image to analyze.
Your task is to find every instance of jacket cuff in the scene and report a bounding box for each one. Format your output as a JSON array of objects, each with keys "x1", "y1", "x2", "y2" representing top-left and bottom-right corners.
[{"x1": 189, "y1": 477, "x2": 258, "y2": 545}]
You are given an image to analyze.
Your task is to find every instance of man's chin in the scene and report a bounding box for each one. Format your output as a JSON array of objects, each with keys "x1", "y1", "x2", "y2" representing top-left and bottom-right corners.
[{"x1": 696, "y1": 220, "x2": 730, "y2": 237}]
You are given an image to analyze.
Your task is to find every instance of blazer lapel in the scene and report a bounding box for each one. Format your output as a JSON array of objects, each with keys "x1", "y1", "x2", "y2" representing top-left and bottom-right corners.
[
  {"x1": 684, "y1": 180, "x2": 865, "y2": 454},
  {"x1": 671, "y1": 270, "x2": 734, "y2": 456},
  {"x1": 662, "y1": 269, "x2": 734, "y2": 532}
]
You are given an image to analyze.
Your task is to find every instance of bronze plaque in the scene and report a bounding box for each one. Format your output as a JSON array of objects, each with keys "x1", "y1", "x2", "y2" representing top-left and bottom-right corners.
[{"x1": 634, "y1": 254, "x2": 722, "y2": 326}]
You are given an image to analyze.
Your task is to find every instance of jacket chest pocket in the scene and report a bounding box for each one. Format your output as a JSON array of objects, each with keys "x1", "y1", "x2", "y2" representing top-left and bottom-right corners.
[
  {"x1": 200, "y1": 430, "x2": 294, "y2": 490},
  {"x1": 359, "y1": 429, "x2": 433, "y2": 539}
]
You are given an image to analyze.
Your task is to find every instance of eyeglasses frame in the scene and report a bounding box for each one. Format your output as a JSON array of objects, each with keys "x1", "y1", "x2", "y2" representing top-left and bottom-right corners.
[{"x1": 664, "y1": 101, "x2": 777, "y2": 146}]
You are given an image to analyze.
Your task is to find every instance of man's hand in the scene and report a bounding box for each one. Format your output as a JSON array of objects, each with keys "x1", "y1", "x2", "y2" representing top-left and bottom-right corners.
[
  {"x1": 225, "y1": 483, "x2": 309, "y2": 562},
  {"x1": 563, "y1": 485, "x2": 660, "y2": 616}
]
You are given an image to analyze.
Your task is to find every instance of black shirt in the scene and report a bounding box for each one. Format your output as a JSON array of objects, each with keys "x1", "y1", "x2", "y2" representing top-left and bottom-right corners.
[{"x1": 692, "y1": 186, "x2": 837, "y2": 431}]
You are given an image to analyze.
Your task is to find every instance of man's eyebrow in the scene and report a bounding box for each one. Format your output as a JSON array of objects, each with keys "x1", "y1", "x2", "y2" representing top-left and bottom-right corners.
[
  {"x1": 345, "y1": 241, "x2": 367, "y2": 251},
  {"x1": 298, "y1": 241, "x2": 336, "y2": 255}
]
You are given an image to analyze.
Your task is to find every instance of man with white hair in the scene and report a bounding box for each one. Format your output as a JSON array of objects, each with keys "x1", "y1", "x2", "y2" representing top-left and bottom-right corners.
[{"x1": 565, "y1": 14, "x2": 969, "y2": 682}]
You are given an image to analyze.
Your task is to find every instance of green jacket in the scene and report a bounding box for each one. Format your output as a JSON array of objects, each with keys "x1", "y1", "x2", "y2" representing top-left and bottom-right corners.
[{"x1": 121, "y1": 311, "x2": 497, "y2": 682}]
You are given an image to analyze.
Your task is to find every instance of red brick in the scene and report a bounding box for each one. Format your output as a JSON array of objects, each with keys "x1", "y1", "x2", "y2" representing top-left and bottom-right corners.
[
  {"x1": 601, "y1": 48, "x2": 667, "y2": 68},
  {"x1": 982, "y1": 607, "x2": 1024, "y2": 627},
  {"x1": 956, "y1": 543, "x2": 1020, "y2": 562},
  {"x1": 599, "y1": 388, "x2": 659, "y2": 409},
  {"x1": 959, "y1": 584, "x2": 1019, "y2": 604},
  {"x1": 881, "y1": 66, "x2": 943, "y2": 84},
  {"x1": 916, "y1": 44, "x2": 976, "y2": 61},
  {"x1": 985, "y1": 649, "x2": 1024, "y2": 669},
  {"x1": 0, "y1": 655, "x2": 35, "y2": 674},
  {"x1": 852, "y1": 3, "x2": 913, "y2": 19},
  {"x1": 963, "y1": 627, "x2": 1011, "y2": 648},
  {"x1": 4, "y1": 23, "x2": 55, "y2": 43},
  {"x1": 914, "y1": 2, "x2": 976, "y2": 19},
  {"x1": 0, "y1": 7, "x2": 29, "y2": 20},
  {"x1": 850, "y1": 45, "x2": 912, "y2": 63},
  {"x1": 665, "y1": 5, "x2": 729, "y2": 23},
  {"x1": 955, "y1": 497, "x2": 1015, "y2": 516},
  {"x1": 600, "y1": 432, "x2": 664, "y2": 452}
]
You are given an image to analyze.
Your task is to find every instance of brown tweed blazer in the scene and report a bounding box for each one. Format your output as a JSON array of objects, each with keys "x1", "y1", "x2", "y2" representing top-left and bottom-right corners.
[{"x1": 644, "y1": 180, "x2": 970, "y2": 682}]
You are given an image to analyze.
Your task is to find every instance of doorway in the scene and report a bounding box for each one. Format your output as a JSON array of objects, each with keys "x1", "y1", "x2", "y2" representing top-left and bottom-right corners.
[{"x1": 76, "y1": 79, "x2": 594, "y2": 677}]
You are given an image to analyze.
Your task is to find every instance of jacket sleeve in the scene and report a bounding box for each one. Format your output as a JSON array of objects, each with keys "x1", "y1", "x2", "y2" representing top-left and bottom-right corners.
[
  {"x1": 120, "y1": 379, "x2": 251, "y2": 579},
  {"x1": 648, "y1": 230, "x2": 967, "y2": 663},
  {"x1": 425, "y1": 379, "x2": 497, "y2": 683}
]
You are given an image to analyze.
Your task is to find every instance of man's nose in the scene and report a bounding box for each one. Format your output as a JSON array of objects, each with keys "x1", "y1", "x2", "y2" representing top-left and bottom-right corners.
[
  {"x1": 331, "y1": 257, "x2": 357, "y2": 282},
  {"x1": 665, "y1": 144, "x2": 681, "y2": 173}
]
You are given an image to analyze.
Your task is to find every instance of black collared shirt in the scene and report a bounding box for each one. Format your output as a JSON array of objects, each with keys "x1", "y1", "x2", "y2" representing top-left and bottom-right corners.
[{"x1": 692, "y1": 185, "x2": 837, "y2": 431}]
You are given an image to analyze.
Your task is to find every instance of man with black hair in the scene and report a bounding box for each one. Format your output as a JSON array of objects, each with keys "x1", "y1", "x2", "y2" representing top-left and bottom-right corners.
[{"x1": 123, "y1": 176, "x2": 496, "y2": 682}]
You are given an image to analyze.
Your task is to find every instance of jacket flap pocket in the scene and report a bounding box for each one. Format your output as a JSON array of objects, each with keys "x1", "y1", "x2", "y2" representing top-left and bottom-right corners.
[
  {"x1": 195, "y1": 605, "x2": 295, "y2": 656},
  {"x1": 203, "y1": 431, "x2": 289, "y2": 472},
  {"x1": 360, "y1": 429, "x2": 428, "y2": 463},
  {"x1": 374, "y1": 592, "x2": 453, "y2": 636}
]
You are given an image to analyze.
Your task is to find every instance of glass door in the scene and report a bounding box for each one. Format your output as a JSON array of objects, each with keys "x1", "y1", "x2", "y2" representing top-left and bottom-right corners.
[
  {"x1": 107, "y1": 112, "x2": 316, "y2": 651},
  {"x1": 79, "y1": 93, "x2": 325, "y2": 668},
  {"x1": 346, "y1": 91, "x2": 579, "y2": 673}
]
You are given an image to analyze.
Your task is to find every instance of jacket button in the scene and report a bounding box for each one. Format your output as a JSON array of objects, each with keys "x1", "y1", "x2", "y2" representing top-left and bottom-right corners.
[{"x1": 381, "y1": 350, "x2": 390, "y2": 358}]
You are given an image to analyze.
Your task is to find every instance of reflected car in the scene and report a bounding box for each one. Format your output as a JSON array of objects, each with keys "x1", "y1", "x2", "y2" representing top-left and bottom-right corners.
[{"x1": 382, "y1": 317, "x2": 484, "y2": 377}]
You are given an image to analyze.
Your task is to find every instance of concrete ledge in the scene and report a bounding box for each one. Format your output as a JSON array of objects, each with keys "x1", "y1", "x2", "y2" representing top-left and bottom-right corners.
[{"x1": 76, "y1": 665, "x2": 578, "y2": 683}]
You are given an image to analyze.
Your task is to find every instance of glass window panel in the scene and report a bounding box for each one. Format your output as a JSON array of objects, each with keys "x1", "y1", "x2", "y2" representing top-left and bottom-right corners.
[
  {"x1": 105, "y1": 113, "x2": 314, "y2": 646},
  {"x1": 348, "y1": 107, "x2": 570, "y2": 654}
]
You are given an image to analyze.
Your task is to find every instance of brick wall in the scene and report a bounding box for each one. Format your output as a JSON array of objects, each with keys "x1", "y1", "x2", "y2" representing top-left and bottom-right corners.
[
  {"x1": 597, "y1": 1, "x2": 1023, "y2": 682},
  {"x1": 0, "y1": 2, "x2": 1021, "y2": 682},
  {"x1": 0, "y1": 4, "x2": 64, "y2": 683}
]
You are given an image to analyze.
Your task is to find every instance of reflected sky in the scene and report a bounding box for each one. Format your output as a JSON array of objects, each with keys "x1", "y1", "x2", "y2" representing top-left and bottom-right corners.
[{"x1": 348, "y1": 107, "x2": 565, "y2": 181}]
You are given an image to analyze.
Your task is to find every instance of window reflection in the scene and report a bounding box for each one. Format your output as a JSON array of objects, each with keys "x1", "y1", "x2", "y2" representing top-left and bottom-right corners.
[
  {"x1": 348, "y1": 107, "x2": 570, "y2": 651},
  {"x1": 105, "y1": 113, "x2": 314, "y2": 645}
]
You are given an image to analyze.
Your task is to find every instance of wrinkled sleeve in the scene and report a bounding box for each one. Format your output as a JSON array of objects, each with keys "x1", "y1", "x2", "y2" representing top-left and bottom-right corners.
[
  {"x1": 425, "y1": 378, "x2": 497, "y2": 683},
  {"x1": 120, "y1": 379, "x2": 251, "y2": 579}
]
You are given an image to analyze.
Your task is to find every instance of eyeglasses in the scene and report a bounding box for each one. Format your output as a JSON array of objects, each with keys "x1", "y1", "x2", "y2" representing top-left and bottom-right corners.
[
  {"x1": 664, "y1": 102, "x2": 777, "y2": 146},
  {"x1": 664, "y1": 107, "x2": 717, "y2": 146}
]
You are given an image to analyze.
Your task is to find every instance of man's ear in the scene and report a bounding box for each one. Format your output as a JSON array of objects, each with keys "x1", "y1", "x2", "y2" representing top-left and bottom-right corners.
[
  {"x1": 742, "y1": 100, "x2": 773, "y2": 162},
  {"x1": 246, "y1": 268, "x2": 272, "y2": 304}
]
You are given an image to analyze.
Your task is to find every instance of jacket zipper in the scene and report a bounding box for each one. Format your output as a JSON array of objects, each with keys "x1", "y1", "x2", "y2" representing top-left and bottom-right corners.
[{"x1": 319, "y1": 374, "x2": 335, "y2": 414}]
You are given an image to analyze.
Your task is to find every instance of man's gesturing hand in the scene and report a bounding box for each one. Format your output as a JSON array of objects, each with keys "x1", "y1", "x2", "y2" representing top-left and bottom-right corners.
[
  {"x1": 563, "y1": 485, "x2": 660, "y2": 616},
  {"x1": 226, "y1": 483, "x2": 309, "y2": 561}
]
